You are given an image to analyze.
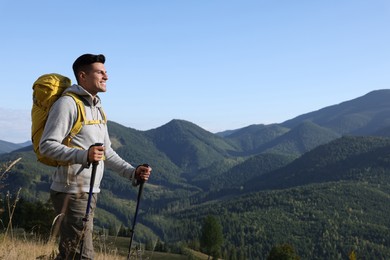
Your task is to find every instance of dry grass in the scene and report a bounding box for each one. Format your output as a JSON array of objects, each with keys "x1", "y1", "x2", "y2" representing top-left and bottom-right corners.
[
  {"x1": 0, "y1": 236, "x2": 199, "y2": 259},
  {"x1": 0, "y1": 236, "x2": 56, "y2": 259},
  {"x1": 0, "y1": 235, "x2": 127, "y2": 259}
]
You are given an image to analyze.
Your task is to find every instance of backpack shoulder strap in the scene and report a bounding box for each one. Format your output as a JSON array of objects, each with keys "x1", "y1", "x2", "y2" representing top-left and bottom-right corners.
[
  {"x1": 97, "y1": 106, "x2": 107, "y2": 123},
  {"x1": 61, "y1": 92, "x2": 107, "y2": 146},
  {"x1": 84, "y1": 106, "x2": 107, "y2": 125},
  {"x1": 62, "y1": 92, "x2": 86, "y2": 146}
]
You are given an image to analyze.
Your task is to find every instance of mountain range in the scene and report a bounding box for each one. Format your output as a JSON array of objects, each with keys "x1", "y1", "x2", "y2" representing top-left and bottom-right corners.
[
  {"x1": 0, "y1": 140, "x2": 31, "y2": 154},
  {"x1": 1, "y1": 89, "x2": 390, "y2": 259}
]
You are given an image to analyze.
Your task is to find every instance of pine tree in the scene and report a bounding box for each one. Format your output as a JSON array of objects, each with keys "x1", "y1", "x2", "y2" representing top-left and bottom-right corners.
[{"x1": 200, "y1": 215, "x2": 224, "y2": 259}]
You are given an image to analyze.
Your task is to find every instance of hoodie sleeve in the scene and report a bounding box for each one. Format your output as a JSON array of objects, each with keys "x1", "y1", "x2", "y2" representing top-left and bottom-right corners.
[{"x1": 39, "y1": 96, "x2": 89, "y2": 166}]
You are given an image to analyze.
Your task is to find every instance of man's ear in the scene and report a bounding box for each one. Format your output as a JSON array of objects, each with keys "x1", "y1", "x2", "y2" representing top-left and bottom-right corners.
[
  {"x1": 77, "y1": 71, "x2": 86, "y2": 84},
  {"x1": 79, "y1": 71, "x2": 86, "y2": 80}
]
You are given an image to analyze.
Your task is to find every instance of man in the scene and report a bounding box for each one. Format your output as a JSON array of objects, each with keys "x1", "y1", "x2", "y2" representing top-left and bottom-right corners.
[{"x1": 39, "y1": 54, "x2": 151, "y2": 259}]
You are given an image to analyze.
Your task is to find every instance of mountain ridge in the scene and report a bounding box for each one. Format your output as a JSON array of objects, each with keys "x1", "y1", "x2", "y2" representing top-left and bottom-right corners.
[
  {"x1": 281, "y1": 89, "x2": 390, "y2": 134},
  {"x1": 2, "y1": 89, "x2": 390, "y2": 149}
]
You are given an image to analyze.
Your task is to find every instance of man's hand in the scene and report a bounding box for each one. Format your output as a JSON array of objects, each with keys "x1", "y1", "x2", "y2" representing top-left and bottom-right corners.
[
  {"x1": 88, "y1": 144, "x2": 105, "y2": 163},
  {"x1": 135, "y1": 164, "x2": 152, "y2": 182}
]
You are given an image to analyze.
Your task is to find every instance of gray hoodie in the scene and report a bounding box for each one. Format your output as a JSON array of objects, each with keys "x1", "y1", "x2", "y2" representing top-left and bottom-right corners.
[{"x1": 39, "y1": 84, "x2": 136, "y2": 193}]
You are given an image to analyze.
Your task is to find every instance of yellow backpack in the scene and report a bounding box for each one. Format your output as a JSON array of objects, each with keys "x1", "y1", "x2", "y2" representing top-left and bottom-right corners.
[{"x1": 31, "y1": 73, "x2": 107, "y2": 166}]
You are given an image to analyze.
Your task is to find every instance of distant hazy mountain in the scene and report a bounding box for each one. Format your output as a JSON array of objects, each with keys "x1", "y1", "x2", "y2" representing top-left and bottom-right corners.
[
  {"x1": 0, "y1": 140, "x2": 31, "y2": 154},
  {"x1": 258, "y1": 121, "x2": 341, "y2": 156},
  {"x1": 281, "y1": 89, "x2": 390, "y2": 135},
  {"x1": 224, "y1": 124, "x2": 290, "y2": 154}
]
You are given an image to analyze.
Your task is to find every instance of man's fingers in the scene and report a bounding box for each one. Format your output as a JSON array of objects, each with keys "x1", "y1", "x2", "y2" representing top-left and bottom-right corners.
[
  {"x1": 137, "y1": 165, "x2": 151, "y2": 181},
  {"x1": 89, "y1": 146, "x2": 105, "y2": 162}
]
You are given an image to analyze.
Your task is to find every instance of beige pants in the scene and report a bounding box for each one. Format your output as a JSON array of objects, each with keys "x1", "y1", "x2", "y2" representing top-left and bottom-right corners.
[{"x1": 50, "y1": 190, "x2": 97, "y2": 260}]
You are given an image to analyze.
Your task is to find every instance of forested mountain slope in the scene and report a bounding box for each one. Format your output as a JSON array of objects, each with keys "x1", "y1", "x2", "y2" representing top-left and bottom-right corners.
[
  {"x1": 243, "y1": 135, "x2": 390, "y2": 191},
  {"x1": 161, "y1": 135, "x2": 390, "y2": 259},
  {"x1": 145, "y1": 119, "x2": 238, "y2": 172},
  {"x1": 1, "y1": 89, "x2": 390, "y2": 259}
]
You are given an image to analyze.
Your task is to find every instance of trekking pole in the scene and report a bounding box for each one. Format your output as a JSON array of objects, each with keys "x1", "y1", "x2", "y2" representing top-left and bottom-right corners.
[
  {"x1": 127, "y1": 164, "x2": 148, "y2": 260},
  {"x1": 79, "y1": 143, "x2": 103, "y2": 260}
]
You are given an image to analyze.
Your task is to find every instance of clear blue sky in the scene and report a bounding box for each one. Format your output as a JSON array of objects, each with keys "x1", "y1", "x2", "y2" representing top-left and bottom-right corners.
[{"x1": 1, "y1": 1, "x2": 389, "y2": 143}]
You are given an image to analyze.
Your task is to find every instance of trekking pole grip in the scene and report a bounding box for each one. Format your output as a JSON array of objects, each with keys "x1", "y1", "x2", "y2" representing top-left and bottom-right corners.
[
  {"x1": 82, "y1": 142, "x2": 103, "y2": 221},
  {"x1": 136, "y1": 163, "x2": 149, "y2": 184}
]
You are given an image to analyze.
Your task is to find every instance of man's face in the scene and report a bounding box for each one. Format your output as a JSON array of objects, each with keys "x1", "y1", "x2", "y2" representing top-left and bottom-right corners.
[{"x1": 80, "y1": 62, "x2": 108, "y2": 96}]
